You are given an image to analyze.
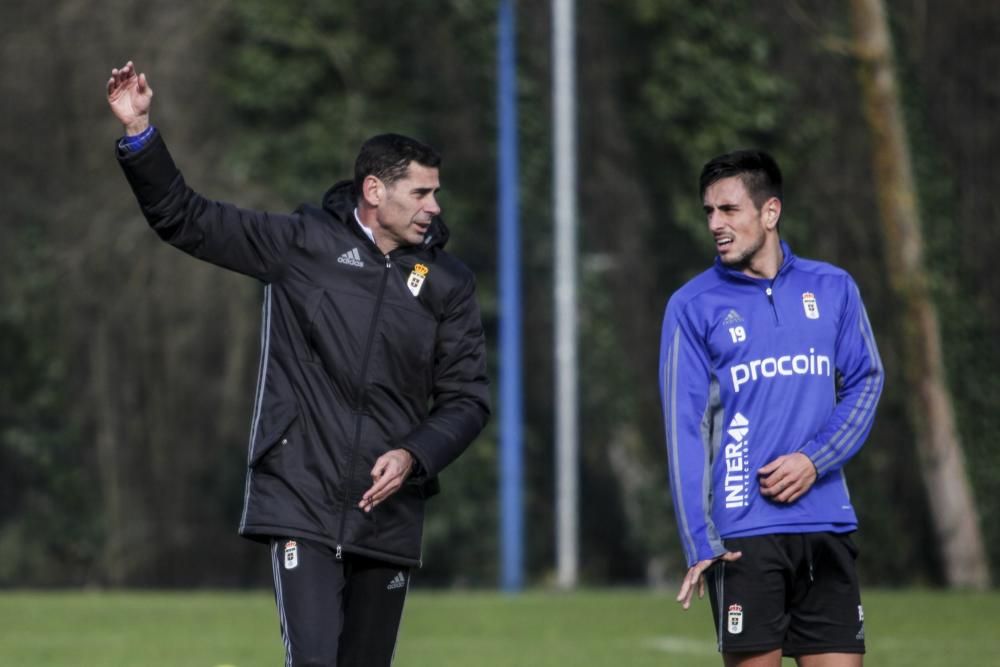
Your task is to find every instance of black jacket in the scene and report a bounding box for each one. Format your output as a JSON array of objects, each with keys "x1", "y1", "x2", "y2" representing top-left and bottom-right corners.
[{"x1": 118, "y1": 131, "x2": 490, "y2": 566}]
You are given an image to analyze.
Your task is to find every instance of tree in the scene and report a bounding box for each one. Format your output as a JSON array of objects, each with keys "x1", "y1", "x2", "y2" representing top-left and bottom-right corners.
[{"x1": 850, "y1": 0, "x2": 990, "y2": 588}]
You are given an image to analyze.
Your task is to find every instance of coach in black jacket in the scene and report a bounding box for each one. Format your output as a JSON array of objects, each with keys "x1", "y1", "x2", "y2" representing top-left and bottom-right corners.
[{"x1": 108, "y1": 61, "x2": 489, "y2": 666}]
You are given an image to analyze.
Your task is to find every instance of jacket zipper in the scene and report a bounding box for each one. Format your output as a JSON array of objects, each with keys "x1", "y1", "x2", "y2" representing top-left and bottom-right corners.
[
  {"x1": 765, "y1": 283, "x2": 780, "y2": 325},
  {"x1": 335, "y1": 253, "x2": 393, "y2": 557},
  {"x1": 765, "y1": 257, "x2": 793, "y2": 325},
  {"x1": 718, "y1": 245, "x2": 793, "y2": 327}
]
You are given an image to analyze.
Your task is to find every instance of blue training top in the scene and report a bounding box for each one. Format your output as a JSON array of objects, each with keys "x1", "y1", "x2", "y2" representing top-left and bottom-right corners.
[{"x1": 659, "y1": 241, "x2": 884, "y2": 568}]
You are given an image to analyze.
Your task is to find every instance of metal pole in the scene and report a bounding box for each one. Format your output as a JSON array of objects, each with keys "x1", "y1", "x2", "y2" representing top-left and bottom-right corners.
[
  {"x1": 498, "y1": 0, "x2": 524, "y2": 592},
  {"x1": 552, "y1": 0, "x2": 578, "y2": 589}
]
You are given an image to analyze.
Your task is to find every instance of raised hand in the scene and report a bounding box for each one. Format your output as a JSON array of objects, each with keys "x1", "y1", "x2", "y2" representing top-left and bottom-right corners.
[{"x1": 106, "y1": 61, "x2": 153, "y2": 135}]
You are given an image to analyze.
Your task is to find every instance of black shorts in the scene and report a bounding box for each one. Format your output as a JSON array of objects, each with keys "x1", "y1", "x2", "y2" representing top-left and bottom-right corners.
[
  {"x1": 270, "y1": 537, "x2": 411, "y2": 666},
  {"x1": 707, "y1": 532, "x2": 865, "y2": 657}
]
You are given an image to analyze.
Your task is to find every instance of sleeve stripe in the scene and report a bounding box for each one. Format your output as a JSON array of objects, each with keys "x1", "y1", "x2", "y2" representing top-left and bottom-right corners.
[
  {"x1": 663, "y1": 323, "x2": 723, "y2": 565},
  {"x1": 811, "y1": 302, "x2": 884, "y2": 473},
  {"x1": 663, "y1": 326, "x2": 698, "y2": 565}
]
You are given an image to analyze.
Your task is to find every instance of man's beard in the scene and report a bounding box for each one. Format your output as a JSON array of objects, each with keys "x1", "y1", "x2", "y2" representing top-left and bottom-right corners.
[{"x1": 720, "y1": 232, "x2": 765, "y2": 271}]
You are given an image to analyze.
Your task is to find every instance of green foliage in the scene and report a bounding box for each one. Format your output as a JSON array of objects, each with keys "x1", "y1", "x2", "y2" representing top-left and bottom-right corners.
[
  {"x1": 891, "y1": 9, "x2": 1000, "y2": 577},
  {"x1": 619, "y1": 0, "x2": 791, "y2": 242},
  {"x1": 220, "y1": 3, "x2": 383, "y2": 200},
  {"x1": 220, "y1": 1, "x2": 499, "y2": 204},
  {"x1": 0, "y1": 226, "x2": 100, "y2": 585}
]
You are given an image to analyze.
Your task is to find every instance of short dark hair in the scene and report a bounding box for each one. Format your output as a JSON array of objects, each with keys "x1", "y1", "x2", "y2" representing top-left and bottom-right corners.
[
  {"x1": 354, "y1": 133, "x2": 441, "y2": 196},
  {"x1": 699, "y1": 149, "x2": 783, "y2": 210}
]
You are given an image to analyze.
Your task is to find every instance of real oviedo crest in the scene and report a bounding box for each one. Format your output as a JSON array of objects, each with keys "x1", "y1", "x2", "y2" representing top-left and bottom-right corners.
[
  {"x1": 284, "y1": 540, "x2": 299, "y2": 570},
  {"x1": 802, "y1": 292, "x2": 820, "y2": 320},
  {"x1": 727, "y1": 603, "x2": 744, "y2": 634},
  {"x1": 407, "y1": 263, "x2": 429, "y2": 297}
]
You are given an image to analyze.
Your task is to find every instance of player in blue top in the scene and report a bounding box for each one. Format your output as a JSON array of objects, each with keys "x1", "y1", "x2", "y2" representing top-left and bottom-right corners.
[{"x1": 659, "y1": 150, "x2": 883, "y2": 666}]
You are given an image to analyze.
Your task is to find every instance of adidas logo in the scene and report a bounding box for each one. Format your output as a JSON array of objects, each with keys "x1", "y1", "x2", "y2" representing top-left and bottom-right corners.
[
  {"x1": 723, "y1": 309, "x2": 744, "y2": 326},
  {"x1": 337, "y1": 248, "x2": 364, "y2": 268},
  {"x1": 387, "y1": 572, "x2": 407, "y2": 591}
]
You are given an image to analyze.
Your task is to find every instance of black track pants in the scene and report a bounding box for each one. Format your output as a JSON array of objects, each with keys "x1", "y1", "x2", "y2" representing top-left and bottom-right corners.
[{"x1": 270, "y1": 537, "x2": 411, "y2": 667}]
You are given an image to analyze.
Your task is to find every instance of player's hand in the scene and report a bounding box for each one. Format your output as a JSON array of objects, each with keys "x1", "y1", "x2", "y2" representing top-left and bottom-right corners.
[
  {"x1": 758, "y1": 452, "x2": 817, "y2": 503},
  {"x1": 106, "y1": 61, "x2": 153, "y2": 135},
  {"x1": 676, "y1": 551, "x2": 742, "y2": 610},
  {"x1": 359, "y1": 449, "x2": 415, "y2": 512}
]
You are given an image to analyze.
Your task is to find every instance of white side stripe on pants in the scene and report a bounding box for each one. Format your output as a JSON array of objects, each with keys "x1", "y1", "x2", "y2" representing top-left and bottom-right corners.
[{"x1": 271, "y1": 540, "x2": 293, "y2": 667}]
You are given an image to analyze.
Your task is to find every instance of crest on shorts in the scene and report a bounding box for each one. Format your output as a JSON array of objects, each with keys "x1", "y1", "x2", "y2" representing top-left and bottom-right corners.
[
  {"x1": 284, "y1": 540, "x2": 299, "y2": 570},
  {"x1": 407, "y1": 263, "x2": 429, "y2": 297},
  {"x1": 727, "y1": 603, "x2": 744, "y2": 634}
]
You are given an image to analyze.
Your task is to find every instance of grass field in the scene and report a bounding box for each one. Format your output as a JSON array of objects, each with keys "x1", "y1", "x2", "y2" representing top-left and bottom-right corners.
[{"x1": 1, "y1": 588, "x2": 998, "y2": 666}]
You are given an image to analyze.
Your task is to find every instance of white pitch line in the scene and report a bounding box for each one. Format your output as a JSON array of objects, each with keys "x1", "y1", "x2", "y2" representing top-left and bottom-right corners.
[{"x1": 644, "y1": 635, "x2": 717, "y2": 656}]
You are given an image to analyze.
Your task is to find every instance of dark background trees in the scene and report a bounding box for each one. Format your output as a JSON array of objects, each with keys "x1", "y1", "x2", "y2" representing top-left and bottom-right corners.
[{"x1": 1, "y1": 0, "x2": 997, "y2": 588}]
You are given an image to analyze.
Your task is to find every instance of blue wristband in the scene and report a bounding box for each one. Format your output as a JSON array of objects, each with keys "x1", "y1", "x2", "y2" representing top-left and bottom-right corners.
[{"x1": 118, "y1": 125, "x2": 157, "y2": 153}]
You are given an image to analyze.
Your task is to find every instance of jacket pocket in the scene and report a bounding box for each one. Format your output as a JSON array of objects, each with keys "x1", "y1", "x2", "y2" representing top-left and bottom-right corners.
[{"x1": 248, "y1": 402, "x2": 299, "y2": 468}]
